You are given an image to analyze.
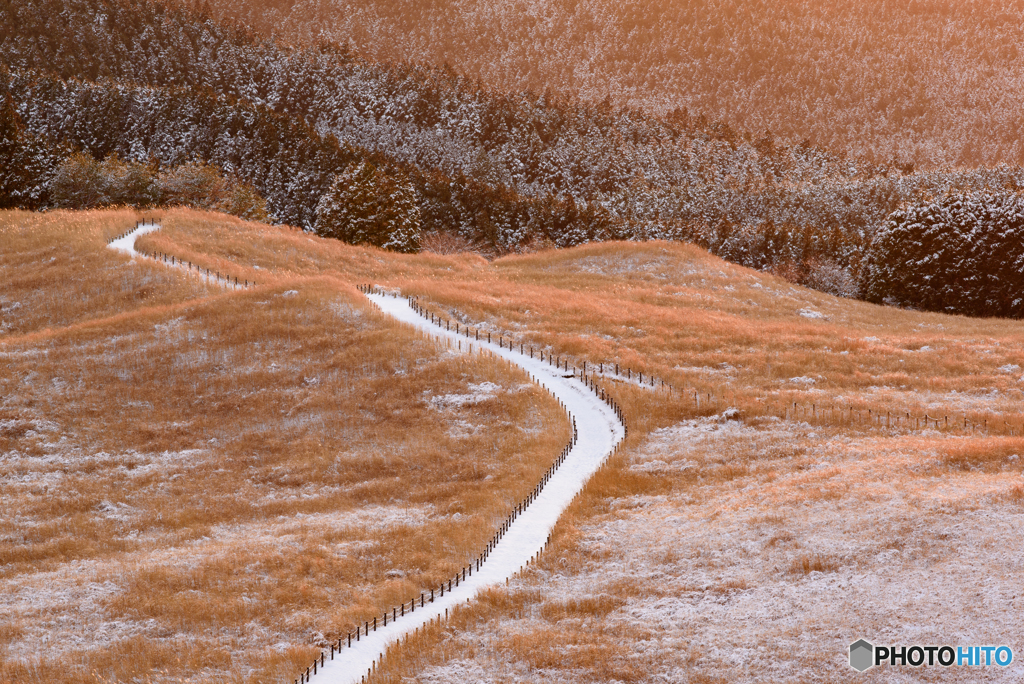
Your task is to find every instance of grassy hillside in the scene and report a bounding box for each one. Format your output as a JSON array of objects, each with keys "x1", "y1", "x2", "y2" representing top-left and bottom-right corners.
[
  {"x1": 0, "y1": 209, "x2": 567, "y2": 683},
  {"x1": 7, "y1": 0, "x2": 1024, "y2": 319},
  {"x1": 4, "y1": 208, "x2": 1024, "y2": 682},
  {"x1": 203, "y1": 0, "x2": 1024, "y2": 170},
  {"x1": 347, "y1": 240, "x2": 1024, "y2": 682}
]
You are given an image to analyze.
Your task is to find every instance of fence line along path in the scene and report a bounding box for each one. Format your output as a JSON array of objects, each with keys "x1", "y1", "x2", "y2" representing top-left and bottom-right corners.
[
  {"x1": 108, "y1": 221, "x2": 256, "y2": 289},
  {"x1": 107, "y1": 225, "x2": 624, "y2": 682},
  {"x1": 309, "y1": 290, "x2": 626, "y2": 684},
  {"x1": 108, "y1": 221, "x2": 161, "y2": 256}
]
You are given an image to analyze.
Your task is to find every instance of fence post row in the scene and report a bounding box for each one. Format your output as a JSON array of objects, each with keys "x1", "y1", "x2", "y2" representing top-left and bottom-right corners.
[
  {"x1": 302, "y1": 292, "x2": 1012, "y2": 681},
  {"x1": 138, "y1": 240, "x2": 256, "y2": 289},
  {"x1": 402, "y1": 294, "x2": 1012, "y2": 440},
  {"x1": 303, "y1": 289, "x2": 630, "y2": 683}
]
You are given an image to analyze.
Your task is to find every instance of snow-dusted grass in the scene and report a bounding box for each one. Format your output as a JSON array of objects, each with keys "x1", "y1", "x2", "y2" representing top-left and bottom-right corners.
[
  {"x1": 0, "y1": 209, "x2": 212, "y2": 337},
  {"x1": 11, "y1": 208, "x2": 1024, "y2": 682},
  {"x1": 380, "y1": 417, "x2": 1024, "y2": 682},
  {"x1": 399, "y1": 241, "x2": 1024, "y2": 437},
  {"x1": 309, "y1": 291, "x2": 623, "y2": 684},
  {"x1": 0, "y1": 211, "x2": 569, "y2": 683}
]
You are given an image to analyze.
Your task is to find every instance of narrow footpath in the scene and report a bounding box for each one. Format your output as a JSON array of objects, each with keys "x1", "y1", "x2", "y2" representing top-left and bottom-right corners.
[
  {"x1": 107, "y1": 224, "x2": 626, "y2": 684},
  {"x1": 315, "y1": 292, "x2": 624, "y2": 683}
]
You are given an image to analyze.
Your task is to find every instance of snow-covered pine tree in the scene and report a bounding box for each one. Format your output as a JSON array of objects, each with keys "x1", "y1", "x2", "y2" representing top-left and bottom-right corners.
[
  {"x1": 0, "y1": 93, "x2": 27, "y2": 208},
  {"x1": 314, "y1": 161, "x2": 420, "y2": 252},
  {"x1": 862, "y1": 193, "x2": 1024, "y2": 317},
  {"x1": 0, "y1": 93, "x2": 62, "y2": 209}
]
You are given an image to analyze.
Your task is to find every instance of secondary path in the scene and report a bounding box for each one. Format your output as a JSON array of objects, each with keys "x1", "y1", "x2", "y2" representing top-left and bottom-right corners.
[
  {"x1": 108, "y1": 222, "x2": 160, "y2": 256},
  {"x1": 109, "y1": 222, "x2": 249, "y2": 289},
  {"x1": 107, "y1": 223, "x2": 625, "y2": 683}
]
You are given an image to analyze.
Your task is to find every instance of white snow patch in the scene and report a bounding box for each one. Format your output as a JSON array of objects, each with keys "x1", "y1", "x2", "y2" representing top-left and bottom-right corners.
[
  {"x1": 429, "y1": 381, "x2": 503, "y2": 409},
  {"x1": 798, "y1": 308, "x2": 827, "y2": 320}
]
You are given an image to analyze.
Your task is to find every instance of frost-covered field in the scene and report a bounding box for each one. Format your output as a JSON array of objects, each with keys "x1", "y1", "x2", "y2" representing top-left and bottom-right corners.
[
  {"x1": 408, "y1": 417, "x2": 1024, "y2": 682},
  {"x1": 0, "y1": 210, "x2": 570, "y2": 683},
  {"x1": 7, "y1": 210, "x2": 1024, "y2": 683},
  {"x1": 362, "y1": 241, "x2": 1024, "y2": 683}
]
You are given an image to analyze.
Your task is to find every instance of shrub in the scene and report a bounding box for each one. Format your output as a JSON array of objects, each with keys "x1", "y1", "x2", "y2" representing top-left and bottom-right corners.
[
  {"x1": 157, "y1": 161, "x2": 270, "y2": 221},
  {"x1": 51, "y1": 153, "x2": 160, "y2": 209},
  {"x1": 47, "y1": 153, "x2": 270, "y2": 221},
  {"x1": 418, "y1": 230, "x2": 485, "y2": 255},
  {"x1": 49, "y1": 153, "x2": 111, "y2": 209},
  {"x1": 802, "y1": 257, "x2": 860, "y2": 299}
]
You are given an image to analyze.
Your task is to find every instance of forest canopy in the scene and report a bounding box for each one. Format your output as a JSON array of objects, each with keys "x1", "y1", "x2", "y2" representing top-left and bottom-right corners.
[{"x1": 3, "y1": 0, "x2": 1024, "y2": 318}]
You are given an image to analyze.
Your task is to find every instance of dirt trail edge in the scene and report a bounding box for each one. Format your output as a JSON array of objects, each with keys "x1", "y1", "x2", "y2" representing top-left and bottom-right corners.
[
  {"x1": 315, "y1": 292, "x2": 624, "y2": 683},
  {"x1": 108, "y1": 225, "x2": 625, "y2": 684}
]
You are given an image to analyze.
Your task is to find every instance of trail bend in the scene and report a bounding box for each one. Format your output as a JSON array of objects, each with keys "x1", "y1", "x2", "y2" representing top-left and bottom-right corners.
[
  {"x1": 315, "y1": 292, "x2": 625, "y2": 683},
  {"x1": 107, "y1": 224, "x2": 626, "y2": 684}
]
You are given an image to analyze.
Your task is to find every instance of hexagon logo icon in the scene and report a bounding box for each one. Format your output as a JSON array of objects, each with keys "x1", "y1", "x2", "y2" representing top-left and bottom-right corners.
[{"x1": 849, "y1": 639, "x2": 874, "y2": 672}]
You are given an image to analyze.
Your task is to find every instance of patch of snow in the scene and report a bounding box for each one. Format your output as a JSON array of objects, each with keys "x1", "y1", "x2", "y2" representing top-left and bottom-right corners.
[
  {"x1": 718, "y1": 408, "x2": 742, "y2": 422},
  {"x1": 429, "y1": 381, "x2": 504, "y2": 409},
  {"x1": 798, "y1": 308, "x2": 827, "y2": 320}
]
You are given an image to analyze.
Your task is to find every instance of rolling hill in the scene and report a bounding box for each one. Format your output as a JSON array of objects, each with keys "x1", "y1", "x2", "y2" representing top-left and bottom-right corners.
[{"x1": 3, "y1": 207, "x2": 1024, "y2": 682}]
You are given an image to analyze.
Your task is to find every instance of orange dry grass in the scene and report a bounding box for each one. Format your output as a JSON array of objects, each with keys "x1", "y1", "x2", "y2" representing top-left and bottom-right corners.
[
  {"x1": 10, "y1": 208, "x2": 1024, "y2": 683},
  {"x1": 0, "y1": 210, "x2": 568, "y2": 683},
  {"x1": 142, "y1": 211, "x2": 1024, "y2": 434},
  {"x1": 0, "y1": 209, "x2": 211, "y2": 337},
  {"x1": 409, "y1": 242, "x2": 1024, "y2": 426},
  {"x1": 353, "y1": 586, "x2": 647, "y2": 684},
  {"x1": 372, "y1": 423, "x2": 1024, "y2": 682}
]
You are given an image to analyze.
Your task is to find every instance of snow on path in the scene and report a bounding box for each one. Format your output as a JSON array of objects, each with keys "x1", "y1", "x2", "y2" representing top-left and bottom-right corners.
[
  {"x1": 108, "y1": 222, "x2": 247, "y2": 289},
  {"x1": 108, "y1": 222, "x2": 160, "y2": 256},
  {"x1": 312, "y1": 292, "x2": 625, "y2": 684},
  {"x1": 107, "y1": 224, "x2": 624, "y2": 683}
]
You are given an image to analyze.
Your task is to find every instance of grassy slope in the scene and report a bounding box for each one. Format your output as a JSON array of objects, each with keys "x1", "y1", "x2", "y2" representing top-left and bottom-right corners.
[
  {"x1": 140, "y1": 210, "x2": 1024, "y2": 681},
  {"x1": 0, "y1": 209, "x2": 567, "y2": 683},
  {"x1": 362, "y1": 242, "x2": 1024, "y2": 682},
  {"x1": 4, "y1": 208, "x2": 1024, "y2": 682}
]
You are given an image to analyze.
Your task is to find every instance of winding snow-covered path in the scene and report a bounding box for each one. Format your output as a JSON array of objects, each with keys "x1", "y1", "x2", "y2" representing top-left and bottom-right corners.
[
  {"x1": 314, "y1": 293, "x2": 624, "y2": 683},
  {"x1": 108, "y1": 223, "x2": 625, "y2": 683},
  {"x1": 108, "y1": 222, "x2": 160, "y2": 256},
  {"x1": 109, "y1": 222, "x2": 249, "y2": 289}
]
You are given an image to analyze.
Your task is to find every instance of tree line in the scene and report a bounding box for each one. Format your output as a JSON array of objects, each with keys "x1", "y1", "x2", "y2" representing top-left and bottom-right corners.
[{"x1": 3, "y1": 0, "x2": 1024, "y2": 316}]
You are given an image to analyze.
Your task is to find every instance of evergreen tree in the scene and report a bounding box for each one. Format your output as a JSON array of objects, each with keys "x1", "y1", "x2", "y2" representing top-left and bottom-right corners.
[
  {"x1": 0, "y1": 93, "x2": 60, "y2": 209},
  {"x1": 862, "y1": 193, "x2": 1024, "y2": 317},
  {"x1": 0, "y1": 93, "x2": 26, "y2": 208},
  {"x1": 314, "y1": 162, "x2": 420, "y2": 252}
]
